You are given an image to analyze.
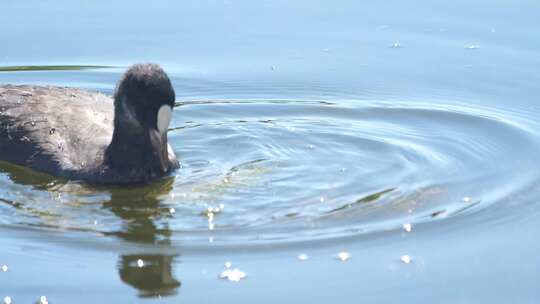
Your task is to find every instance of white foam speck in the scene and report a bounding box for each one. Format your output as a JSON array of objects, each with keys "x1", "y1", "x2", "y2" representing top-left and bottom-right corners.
[
  {"x1": 297, "y1": 254, "x2": 309, "y2": 261},
  {"x1": 337, "y1": 251, "x2": 351, "y2": 261},
  {"x1": 401, "y1": 255, "x2": 412, "y2": 264},
  {"x1": 402, "y1": 223, "x2": 412, "y2": 232},
  {"x1": 219, "y1": 264, "x2": 247, "y2": 282}
]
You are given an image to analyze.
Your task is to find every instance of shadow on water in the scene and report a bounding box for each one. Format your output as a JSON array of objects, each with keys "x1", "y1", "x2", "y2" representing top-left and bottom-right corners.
[{"x1": 0, "y1": 161, "x2": 181, "y2": 298}]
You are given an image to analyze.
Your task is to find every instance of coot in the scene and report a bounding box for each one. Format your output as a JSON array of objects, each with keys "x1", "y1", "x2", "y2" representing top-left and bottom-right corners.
[{"x1": 0, "y1": 63, "x2": 179, "y2": 184}]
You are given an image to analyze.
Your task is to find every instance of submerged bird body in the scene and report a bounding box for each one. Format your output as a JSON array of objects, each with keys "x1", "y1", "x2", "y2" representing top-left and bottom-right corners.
[{"x1": 0, "y1": 64, "x2": 179, "y2": 184}]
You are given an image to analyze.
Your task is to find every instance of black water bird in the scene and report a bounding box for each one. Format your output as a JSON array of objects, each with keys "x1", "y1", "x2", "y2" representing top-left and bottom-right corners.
[{"x1": 0, "y1": 63, "x2": 179, "y2": 184}]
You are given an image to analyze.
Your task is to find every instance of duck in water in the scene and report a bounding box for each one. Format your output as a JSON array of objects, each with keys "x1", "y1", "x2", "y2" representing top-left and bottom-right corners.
[{"x1": 0, "y1": 63, "x2": 179, "y2": 184}]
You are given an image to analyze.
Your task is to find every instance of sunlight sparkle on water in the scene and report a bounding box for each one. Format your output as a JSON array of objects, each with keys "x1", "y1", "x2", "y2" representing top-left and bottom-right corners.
[
  {"x1": 137, "y1": 259, "x2": 144, "y2": 268},
  {"x1": 297, "y1": 254, "x2": 309, "y2": 261},
  {"x1": 462, "y1": 196, "x2": 471, "y2": 203},
  {"x1": 220, "y1": 262, "x2": 246, "y2": 282},
  {"x1": 402, "y1": 223, "x2": 412, "y2": 232},
  {"x1": 1, "y1": 265, "x2": 7, "y2": 272},
  {"x1": 3, "y1": 297, "x2": 11, "y2": 304},
  {"x1": 39, "y1": 296, "x2": 49, "y2": 304},
  {"x1": 401, "y1": 255, "x2": 412, "y2": 264},
  {"x1": 337, "y1": 251, "x2": 351, "y2": 261}
]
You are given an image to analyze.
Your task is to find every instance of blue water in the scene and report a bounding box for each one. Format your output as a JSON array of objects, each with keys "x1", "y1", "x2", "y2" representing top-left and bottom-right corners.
[{"x1": 1, "y1": 0, "x2": 540, "y2": 303}]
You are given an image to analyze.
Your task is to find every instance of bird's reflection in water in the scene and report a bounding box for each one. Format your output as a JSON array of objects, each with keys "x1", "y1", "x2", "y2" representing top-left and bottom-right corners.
[
  {"x1": 119, "y1": 254, "x2": 180, "y2": 298},
  {"x1": 102, "y1": 177, "x2": 181, "y2": 298}
]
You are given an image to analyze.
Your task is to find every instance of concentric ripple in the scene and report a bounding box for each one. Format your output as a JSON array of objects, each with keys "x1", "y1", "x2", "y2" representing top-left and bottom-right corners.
[{"x1": 1, "y1": 99, "x2": 539, "y2": 245}]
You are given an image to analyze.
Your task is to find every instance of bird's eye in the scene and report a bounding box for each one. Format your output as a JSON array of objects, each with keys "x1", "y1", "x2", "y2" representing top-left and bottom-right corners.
[{"x1": 157, "y1": 105, "x2": 172, "y2": 133}]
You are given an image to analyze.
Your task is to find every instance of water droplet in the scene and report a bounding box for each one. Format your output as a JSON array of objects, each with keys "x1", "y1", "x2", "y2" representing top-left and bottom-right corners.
[
  {"x1": 1, "y1": 265, "x2": 7, "y2": 272},
  {"x1": 219, "y1": 268, "x2": 247, "y2": 282},
  {"x1": 169, "y1": 207, "x2": 176, "y2": 214},
  {"x1": 297, "y1": 254, "x2": 309, "y2": 261},
  {"x1": 319, "y1": 197, "x2": 325, "y2": 203},
  {"x1": 3, "y1": 296, "x2": 11, "y2": 304},
  {"x1": 137, "y1": 259, "x2": 144, "y2": 268},
  {"x1": 465, "y1": 44, "x2": 480, "y2": 50},
  {"x1": 39, "y1": 296, "x2": 49, "y2": 304},
  {"x1": 337, "y1": 251, "x2": 351, "y2": 261},
  {"x1": 402, "y1": 223, "x2": 412, "y2": 232},
  {"x1": 401, "y1": 254, "x2": 412, "y2": 264},
  {"x1": 462, "y1": 196, "x2": 471, "y2": 203}
]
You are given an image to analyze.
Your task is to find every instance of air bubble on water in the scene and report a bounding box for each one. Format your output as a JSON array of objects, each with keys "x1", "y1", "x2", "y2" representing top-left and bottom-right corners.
[
  {"x1": 137, "y1": 259, "x2": 144, "y2": 268},
  {"x1": 1, "y1": 265, "x2": 7, "y2": 272},
  {"x1": 337, "y1": 251, "x2": 351, "y2": 261},
  {"x1": 297, "y1": 254, "x2": 309, "y2": 261},
  {"x1": 401, "y1": 255, "x2": 412, "y2": 264},
  {"x1": 402, "y1": 223, "x2": 412, "y2": 232}
]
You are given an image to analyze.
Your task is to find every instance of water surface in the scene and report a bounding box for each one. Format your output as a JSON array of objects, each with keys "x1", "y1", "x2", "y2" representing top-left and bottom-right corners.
[{"x1": 1, "y1": 0, "x2": 539, "y2": 303}]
